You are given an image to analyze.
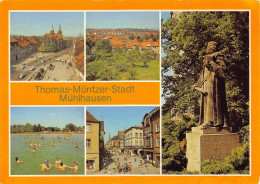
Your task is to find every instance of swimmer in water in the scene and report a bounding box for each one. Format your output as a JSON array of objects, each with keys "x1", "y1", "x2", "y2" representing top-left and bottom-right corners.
[
  {"x1": 15, "y1": 157, "x2": 23, "y2": 163},
  {"x1": 76, "y1": 141, "x2": 79, "y2": 145},
  {"x1": 75, "y1": 146, "x2": 79, "y2": 150},
  {"x1": 67, "y1": 161, "x2": 78, "y2": 173},
  {"x1": 50, "y1": 141, "x2": 56, "y2": 146},
  {"x1": 40, "y1": 160, "x2": 52, "y2": 172},
  {"x1": 32, "y1": 144, "x2": 36, "y2": 152},
  {"x1": 56, "y1": 162, "x2": 67, "y2": 172},
  {"x1": 55, "y1": 157, "x2": 62, "y2": 167}
]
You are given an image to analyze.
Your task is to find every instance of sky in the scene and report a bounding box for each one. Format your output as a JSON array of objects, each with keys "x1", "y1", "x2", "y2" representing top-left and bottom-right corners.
[
  {"x1": 86, "y1": 12, "x2": 159, "y2": 29},
  {"x1": 10, "y1": 12, "x2": 84, "y2": 37},
  {"x1": 11, "y1": 107, "x2": 84, "y2": 128},
  {"x1": 161, "y1": 11, "x2": 172, "y2": 105},
  {"x1": 87, "y1": 106, "x2": 158, "y2": 142}
]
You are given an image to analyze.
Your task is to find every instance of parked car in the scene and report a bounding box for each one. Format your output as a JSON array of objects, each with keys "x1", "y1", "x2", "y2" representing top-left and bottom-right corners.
[
  {"x1": 21, "y1": 65, "x2": 25, "y2": 70},
  {"x1": 42, "y1": 59, "x2": 46, "y2": 63},
  {"x1": 56, "y1": 58, "x2": 61, "y2": 61},
  {"x1": 19, "y1": 73, "x2": 26, "y2": 79},
  {"x1": 30, "y1": 66, "x2": 36, "y2": 71}
]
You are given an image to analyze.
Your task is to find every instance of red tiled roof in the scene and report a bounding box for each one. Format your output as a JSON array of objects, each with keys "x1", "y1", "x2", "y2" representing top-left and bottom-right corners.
[
  {"x1": 12, "y1": 36, "x2": 39, "y2": 47},
  {"x1": 73, "y1": 39, "x2": 84, "y2": 74},
  {"x1": 10, "y1": 37, "x2": 17, "y2": 43}
]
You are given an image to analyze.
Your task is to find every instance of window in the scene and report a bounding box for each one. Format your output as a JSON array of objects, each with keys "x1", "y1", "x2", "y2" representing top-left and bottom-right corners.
[
  {"x1": 140, "y1": 140, "x2": 142, "y2": 146},
  {"x1": 146, "y1": 138, "x2": 150, "y2": 147},
  {"x1": 135, "y1": 133, "x2": 138, "y2": 138},
  {"x1": 140, "y1": 133, "x2": 142, "y2": 138},
  {"x1": 86, "y1": 160, "x2": 95, "y2": 170},
  {"x1": 86, "y1": 139, "x2": 91, "y2": 149},
  {"x1": 130, "y1": 133, "x2": 132, "y2": 138},
  {"x1": 86, "y1": 124, "x2": 91, "y2": 132},
  {"x1": 156, "y1": 137, "x2": 160, "y2": 147},
  {"x1": 135, "y1": 140, "x2": 138, "y2": 146},
  {"x1": 156, "y1": 123, "x2": 160, "y2": 132}
]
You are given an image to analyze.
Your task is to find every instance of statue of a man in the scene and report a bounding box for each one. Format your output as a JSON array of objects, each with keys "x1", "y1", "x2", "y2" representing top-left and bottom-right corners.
[{"x1": 193, "y1": 41, "x2": 229, "y2": 128}]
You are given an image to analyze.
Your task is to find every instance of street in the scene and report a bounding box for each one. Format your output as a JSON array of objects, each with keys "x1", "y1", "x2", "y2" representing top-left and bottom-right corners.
[
  {"x1": 11, "y1": 49, "x2": 82, "y2": 81},
  {"x1": 87, "y1": 152, "x2": 160, "y2": 175}
]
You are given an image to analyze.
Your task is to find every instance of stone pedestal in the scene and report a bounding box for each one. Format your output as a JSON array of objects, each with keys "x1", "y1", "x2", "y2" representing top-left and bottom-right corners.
[{"x1": 186, "y1": 127, "x2": 239, "y2": 172}]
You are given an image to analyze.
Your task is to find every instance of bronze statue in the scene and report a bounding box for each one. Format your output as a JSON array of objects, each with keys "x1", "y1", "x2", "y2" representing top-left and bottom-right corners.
[{"x1": 193, "y1": 41, "x2": 229, "y2": 128}]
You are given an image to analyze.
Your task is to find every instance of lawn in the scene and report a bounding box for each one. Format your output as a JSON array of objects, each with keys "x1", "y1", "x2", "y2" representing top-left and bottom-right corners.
[{"x1": 117, "y1": 59, "x2": 160, "y2": 80}]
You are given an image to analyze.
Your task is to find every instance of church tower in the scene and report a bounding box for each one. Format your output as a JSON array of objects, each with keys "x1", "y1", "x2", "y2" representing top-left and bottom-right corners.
[
  {"x1": 58, "y1": 24, "x2": 62, "y2": 34},
  {"x1": 50, "y1": 24, "x2": 54, "y2": 34}
]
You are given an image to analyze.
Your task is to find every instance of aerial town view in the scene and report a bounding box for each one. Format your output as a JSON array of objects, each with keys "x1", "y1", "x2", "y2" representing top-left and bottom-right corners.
[
  {"x1": 10, "y1": 107, "x2": 85, "y2": 175},
  {"x1": 86, "y1": 106, "x2": 160, "y2": 175},
  {"x1": 86, "y1": 12, "x2": 160, "y2": 81},
  {"x1": 10, "y1": 12, "x2": 84, "y2": 81}
]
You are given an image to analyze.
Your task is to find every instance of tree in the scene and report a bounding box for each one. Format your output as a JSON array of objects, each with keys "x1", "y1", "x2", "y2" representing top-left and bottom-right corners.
[
  {"x1": 162, "y1": 112, "x2": 199, "y2": 173},
  {"x1": 94, "y1": 39, "x2": 112, "y2": 53},
  {"x1": 129, "y1": 34, "x2": 135, "y2": 40},
  {"x1": 141, "y1": 50, "x2": 153, "y2": 67},
  {"x1": 161, "y1": 12, "x2": 249, "y2": 131},
  {"x1": 64, "y1": 123, "x2": 77, "y2": 132}
]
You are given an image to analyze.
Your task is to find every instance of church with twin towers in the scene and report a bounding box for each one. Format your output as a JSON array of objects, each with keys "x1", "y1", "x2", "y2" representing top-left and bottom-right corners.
[{"x1": 44, "y1": 24, "x2": 65, "y2": 50}]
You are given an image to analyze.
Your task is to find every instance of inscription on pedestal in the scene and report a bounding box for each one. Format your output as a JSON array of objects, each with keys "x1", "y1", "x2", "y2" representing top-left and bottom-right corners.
[{"x1": 186, "y1": 127, "x2": 239, "y2": 172}]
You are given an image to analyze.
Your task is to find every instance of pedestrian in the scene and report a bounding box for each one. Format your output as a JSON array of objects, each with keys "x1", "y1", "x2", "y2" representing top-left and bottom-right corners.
[
  {"x1": 128, "y1": 162, "x2": 132, "y2": 172},
  {"x1": 155, "y1": 160, "x2": 159, "y2": 168},
  {"x1": 118, "y1": 163, "x2": 122, "y2": 173},
  {"x1": 104, "y1": 162, "x2": 107, "y2": 170}
]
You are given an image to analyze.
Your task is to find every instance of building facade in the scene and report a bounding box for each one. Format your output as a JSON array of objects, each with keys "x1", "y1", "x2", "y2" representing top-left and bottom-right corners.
[
  {"x1": 124, "y1": 126, "x2": 143, "y2": 156},
  {"x1": 142, "y1": 107, "x2": 160, "y2": 163},
  {"x1": 86, "y1": 110, "x2": 105, "y2": 173},
  {"x1": 44, "y1": 24, "x2": 64, "y2": 50},
  {"x1": 10, "y1": 36, "x2": 40, "y2": 63},
  {"x1": 70, "y1": 38, "x2": 84, "y2": 80}
]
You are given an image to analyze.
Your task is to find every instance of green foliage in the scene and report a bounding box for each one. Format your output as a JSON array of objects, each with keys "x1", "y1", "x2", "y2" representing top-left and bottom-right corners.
[
  {"x1": 162, "y1": 112, "x2": 199, "y2": 173},
  {"x1": 94, "y1": 39, "x2": 112, "y2": 53},
  {"x1": 161, "y1": 12, "x2": 249, "y2": 131},
  {"x1": 151, "y1": 34, "x2": 159, "y2": 41},
  {"x1": 141, "y1": 50, "x2": 154, "y2": 67},
  {"x1": 201, "y1": 160, "x2": 234, "y2": 174},
  {"x1": 86, "y1": 48, "x2": 159, "y2": 81},
  {"x1": 11, "y1": 123, "x2": 81, "y2": 133},
  {"x1": 38, "y1": 42, "x2": 59, "y2": 52},
  {"x1": 238, "y1": 125, "x2": 249, "y2": 143},
  {"x1": 201, "y1": 143, "x2": 249, "y2": 174},
  {"x1": 129, "y1": 34, "x2": 135, "y2": 40},
  {"x1": 226, "y1": 142, "x2": 249, "y2": 171}
]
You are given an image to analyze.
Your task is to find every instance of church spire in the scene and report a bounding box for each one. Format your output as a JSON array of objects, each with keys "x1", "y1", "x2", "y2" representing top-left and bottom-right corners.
[
  {"x1": 58, "y1": 24, "x2": 62, "y2": 34},
  {"x1": 50, "y1": 24, "x2": 54, "y2": 34}
]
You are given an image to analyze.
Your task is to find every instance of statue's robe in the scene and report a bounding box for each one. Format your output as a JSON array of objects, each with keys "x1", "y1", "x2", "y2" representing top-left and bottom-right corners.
[{"x1": 195, "y1": 52, "x2": 229, "y2": 127}]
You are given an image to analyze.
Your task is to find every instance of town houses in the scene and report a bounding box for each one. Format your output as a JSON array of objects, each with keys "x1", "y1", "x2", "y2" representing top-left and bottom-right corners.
[
  {"x1": 86, "y1": 110, "x2": 105, "y2": 173},
  {"x1": 10, "y1": 36, "x2": 40, "y2": 63},
  {"x1": 105, "y1": 107, "x2": 160, "y2": 163},
  {"x1": 86, "y1": 29, "x2": 159, "y2": 53},
  {"x1": 70, "y1": 38, "x2": 84, "y2": 79}
]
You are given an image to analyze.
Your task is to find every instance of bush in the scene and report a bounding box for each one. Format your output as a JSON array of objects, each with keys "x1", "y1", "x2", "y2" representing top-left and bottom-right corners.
[
  {"x1": 201, "y1": 160, "x2": 234, "y2": 174},
  {"x1": 201, "y1": 143, "x2": 249, "y2": 174}
]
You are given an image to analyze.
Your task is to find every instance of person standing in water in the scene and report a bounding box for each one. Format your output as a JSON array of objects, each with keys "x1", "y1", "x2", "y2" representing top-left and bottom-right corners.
[
  {"x1": 67, "y1": 161, "x2": 78, "y2": 173},
  {"x1": 15, "y1": 157, "x2": 23, "y2": 163},
  {"x1": 56, "y1": 162, "x2": 68, "y2": 172},
  {"x1": 55, "y1": 157, "x2": 62, "y2": 167},
  {"x1": 40, "y1": 160, "x2": 52, "y2": 172}
]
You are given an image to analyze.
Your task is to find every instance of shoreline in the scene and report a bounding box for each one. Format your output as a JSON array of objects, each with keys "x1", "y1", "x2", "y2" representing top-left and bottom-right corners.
[{"x1": 11, "y1": 132, "x2": 84, "y2": 135}]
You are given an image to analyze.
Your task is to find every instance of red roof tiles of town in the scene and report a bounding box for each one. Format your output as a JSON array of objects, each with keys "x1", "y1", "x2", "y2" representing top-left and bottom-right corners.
[
  {"x1": 44, "y1": 33, "x2": 62, "y2": 39},
  {"x1": 10, "y1": 37, "x2": 17, "y2": 43}
]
